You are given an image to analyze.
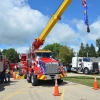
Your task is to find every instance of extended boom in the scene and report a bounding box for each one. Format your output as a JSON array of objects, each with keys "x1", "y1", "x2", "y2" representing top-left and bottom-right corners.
[{"x1": 32, "y1": 0, "x2": 72, "y2": 50}]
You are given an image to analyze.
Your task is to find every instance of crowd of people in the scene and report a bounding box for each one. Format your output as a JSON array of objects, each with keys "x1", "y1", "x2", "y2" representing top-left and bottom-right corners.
[{"x1": 0, "y1": 62, "x2": 11, "y2": 84}]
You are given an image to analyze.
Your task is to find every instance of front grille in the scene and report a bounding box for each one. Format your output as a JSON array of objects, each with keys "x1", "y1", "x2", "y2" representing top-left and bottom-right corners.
[
  {"x1": 93, "y1": 62, "x2": 99, "y2": 70},
  {"x1": 45, "y1": 62, "x2": 59, "y2": 74}
]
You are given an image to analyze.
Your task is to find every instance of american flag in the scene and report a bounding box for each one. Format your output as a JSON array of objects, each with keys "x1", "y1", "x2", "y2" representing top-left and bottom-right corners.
[
  {"x1": 82, "y1": 0, "x2": 88, "y2": 25},
  {"x1": 82, "y1": 0, "x2": 86, "y2": 7},
  {"x1": 38, "y1": 60, "x2": 46, "y2": 74}
]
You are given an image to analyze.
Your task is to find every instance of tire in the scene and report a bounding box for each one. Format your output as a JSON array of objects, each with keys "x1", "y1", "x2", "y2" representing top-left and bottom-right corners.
[
  {"x1": 27, "y1": 75, "x2": 31, "y2": 83},
  {"x1": 84, "y1": 68, "x2": 89, "y2": 75},
  {"x1": 57, "y1": 79, "x2": 63, "y2": 84},
  {"x1": 31, "y1": 73, "x2": 39, "y2": 86}
]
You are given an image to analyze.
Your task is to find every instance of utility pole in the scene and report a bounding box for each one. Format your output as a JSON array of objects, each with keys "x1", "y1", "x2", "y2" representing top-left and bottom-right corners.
[{"x1": 87, "y1": 52, "x2": 88, "y2": 57}]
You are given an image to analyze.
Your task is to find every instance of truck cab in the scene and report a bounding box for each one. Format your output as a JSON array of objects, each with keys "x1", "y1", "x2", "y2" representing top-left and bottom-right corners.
[
  {"x1": 71, "y1": 57, "x2": 99, "y2": 74},
  {"x1": 26, "y1": 49, "x2": 66, "y2": 86}
]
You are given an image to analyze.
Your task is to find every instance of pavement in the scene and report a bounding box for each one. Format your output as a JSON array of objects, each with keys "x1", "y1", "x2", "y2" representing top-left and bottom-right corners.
[{"x1": 0, "y1": 73, "x2": 100, "y2": 100}]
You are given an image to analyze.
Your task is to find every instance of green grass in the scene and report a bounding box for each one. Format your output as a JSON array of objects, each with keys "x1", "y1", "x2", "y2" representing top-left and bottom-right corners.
[{"x1": 63, "y1": 76, "x2": 100, "y2": 87}]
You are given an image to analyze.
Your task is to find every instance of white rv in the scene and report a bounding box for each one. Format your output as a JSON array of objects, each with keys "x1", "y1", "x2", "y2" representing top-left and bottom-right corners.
[{"x1": 71, "y1": 57, "x2": 99, "y2": 74}]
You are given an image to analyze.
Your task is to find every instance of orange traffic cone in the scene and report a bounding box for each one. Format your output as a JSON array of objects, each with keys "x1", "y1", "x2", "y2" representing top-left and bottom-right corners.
[
  {"x1": 13, "y1": 72, "x2": 16, "y2": 80},
  {"x1": 53, "y1": 79, "x2": 60, "y2": 96},
  {"x1": 92, "y1": 75, "x2": 99, "y2": 90}
]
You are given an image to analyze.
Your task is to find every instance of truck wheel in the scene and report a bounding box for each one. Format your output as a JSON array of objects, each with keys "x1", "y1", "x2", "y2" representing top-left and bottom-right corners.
[
  {"x1": 84, "y1": 68, "x2": 89, "y2": 75},
  {"x1": 57, "y1": 79, "x2": 63, "y2": 84},
  {"x1": 27, "y1": 75, "x2": 31, "y2": 83},
  {"x1": 31, "y1": 73, "x2": 39, "y2": 86}
]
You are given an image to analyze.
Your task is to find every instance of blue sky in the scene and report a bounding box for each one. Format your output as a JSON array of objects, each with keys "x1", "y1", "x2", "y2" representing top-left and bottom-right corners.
[
  {"x1": 28, "y1": 0, "x2": 99, "y2": 23},
  {"x1": 0, "y1": 0, "x2": 100, "y2": 53}
]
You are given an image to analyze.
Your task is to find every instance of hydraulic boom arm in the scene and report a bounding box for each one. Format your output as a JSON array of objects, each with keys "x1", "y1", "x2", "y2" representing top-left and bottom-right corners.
[{"x1": 32, "y1": 0, "x2": 72, "y2": 50}]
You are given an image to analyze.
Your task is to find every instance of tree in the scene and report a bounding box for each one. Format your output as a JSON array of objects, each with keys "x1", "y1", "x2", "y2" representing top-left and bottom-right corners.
[
  {"x1": 96, "y1": 38, "x2": 100, "y2": 57},
  {"x1": 2, "y1": 48, "x2": 19, "y2": 63},
  {"x1": 2, "y1": 49, "x2": 7, "y2": 58},
  {"x1": 59, "y1": 46, "x2": 74, "y2": 65},
  {"x1": 85, "y1": 43, "x2": 90, "y2": 57},
  {"x1": 43, "y1": 43, "x2": 62, "y2": 59},
  {"x1": 96, "y1": 37, "x2": 100, "y2": 51},
  {"x1": 78, "y1": 43, "x2": 85, "y2": 57},
  {"x1": 89, "y1": 43, "x2": 96, "y2": 57},
  {"x1": 68, "y1": 47, "x2": 75, "y2": 63}
]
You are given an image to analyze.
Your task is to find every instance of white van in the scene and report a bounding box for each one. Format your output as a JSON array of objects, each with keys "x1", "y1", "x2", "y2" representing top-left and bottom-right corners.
[{"x1": 71, "y1": 57, "x2": 99, "y2": 74}]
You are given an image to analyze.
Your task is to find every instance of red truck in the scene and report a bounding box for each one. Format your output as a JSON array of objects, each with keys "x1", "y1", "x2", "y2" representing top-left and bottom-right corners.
[
  {"x1": 18, "y1": 0, "x2": 71, "y2": 86},
  {"x1": 18, "y1": 50, "x2": 66, "y2": 86},
  {"x1": 18, "y1": 53, "x2": 28, "y2": 76}
]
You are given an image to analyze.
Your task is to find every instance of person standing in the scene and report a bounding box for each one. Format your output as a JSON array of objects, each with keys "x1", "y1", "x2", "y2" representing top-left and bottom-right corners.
[
  {"x1": 6, "y1": 62, "x2": 11, "y2": 82},
  {"x1": 2, "y1": 65, "x2": 7, "y2": 83}
]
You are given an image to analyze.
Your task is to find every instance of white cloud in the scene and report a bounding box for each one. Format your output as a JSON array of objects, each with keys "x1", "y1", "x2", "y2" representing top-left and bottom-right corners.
[
  {"x1": 0, "y1": 0, "x2": 48, "y2": 47},
  {"x1": 16, "y1": 46, "x2": 29, "y2": 53},
  {"x1": 0, "y1": 0, "x2": 100, "y2": 54},
  {"x1": 45, "y1": 23, "x2": 78, "y2": 45}
]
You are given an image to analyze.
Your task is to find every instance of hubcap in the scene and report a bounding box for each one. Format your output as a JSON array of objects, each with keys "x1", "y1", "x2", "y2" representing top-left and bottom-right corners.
[
  {"x1": 31, "y1": 76, "x2": 34, "y2": 83},
  {"x1": 85, "y1": 69, "x2": 88, "y2": 74}
]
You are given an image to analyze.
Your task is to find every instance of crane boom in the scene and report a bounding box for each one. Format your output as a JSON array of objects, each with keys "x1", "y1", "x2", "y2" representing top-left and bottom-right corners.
[{"x1": 32, "y1": 0, "x2": 72, "y2": 50}]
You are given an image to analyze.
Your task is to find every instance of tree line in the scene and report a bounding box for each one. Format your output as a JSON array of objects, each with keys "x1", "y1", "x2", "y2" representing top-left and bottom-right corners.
[
  {"x1": 1, "y1": 48, "x2": 19, "y2": 63},
  {"x1": 1, "y1": 38, "x2": 100, "y2": 65}
]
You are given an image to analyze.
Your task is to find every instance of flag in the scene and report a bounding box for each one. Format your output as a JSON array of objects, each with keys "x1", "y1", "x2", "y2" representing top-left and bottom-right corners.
[{"x1": 38, "y1": 60, "x2": 46, "y2": 74}]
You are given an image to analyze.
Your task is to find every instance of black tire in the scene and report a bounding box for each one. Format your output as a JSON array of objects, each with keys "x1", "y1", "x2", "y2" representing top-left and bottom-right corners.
[
  {"x1": 57, "y1": 79, "x2": 63, "y2": 84},
  {"x1": 27, "y1": 75, "x2": 31, "y2": 83},
  {"x1": 84, "y1": 68, "x2": 89, "y2": 75},
  {"x1": 31, "y1": 73, "x2": 39, "y2": 86}
]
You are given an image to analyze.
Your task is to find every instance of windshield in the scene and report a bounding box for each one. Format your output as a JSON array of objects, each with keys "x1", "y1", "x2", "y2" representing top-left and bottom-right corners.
[
  {"x1": 36, "y1": 52, "x2": 51, "y2": 58},
  {"x1": 83, "y1": 58, "x2": 91, "y2": 62},
  {"x1": 21, "y1": 56, "x2": 26, "y2": 61}
]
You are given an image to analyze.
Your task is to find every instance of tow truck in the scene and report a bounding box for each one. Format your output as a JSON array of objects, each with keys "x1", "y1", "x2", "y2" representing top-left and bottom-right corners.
[{"x1": 18, "y1": 0, "x2": 72, "y2": 86}]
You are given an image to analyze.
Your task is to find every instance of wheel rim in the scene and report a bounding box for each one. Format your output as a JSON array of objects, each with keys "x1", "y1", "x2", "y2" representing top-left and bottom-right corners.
[
  {"x1": 31, "y1": 75, "x2": 34, "y2": 83},
  {"x1": 85, "y1": 69, "x2": 88, "y2": 74}
]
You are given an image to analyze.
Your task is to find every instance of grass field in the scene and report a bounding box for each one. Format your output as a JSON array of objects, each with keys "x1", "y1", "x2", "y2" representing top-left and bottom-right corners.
[{"x1": 63, "y1": 76, "x2": 100, "y2": 87}]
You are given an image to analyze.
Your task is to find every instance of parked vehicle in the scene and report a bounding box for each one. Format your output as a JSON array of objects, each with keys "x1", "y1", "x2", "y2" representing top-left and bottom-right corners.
[
  {"x1": 18, "y1": 0, "x2": 72, "y2": 86},
  {"x1": 18, "y1": 50, "x2": 66, "y2": 86},
  {"x1": 71, "y1": 57, "x2": 99, "y2": 74}
]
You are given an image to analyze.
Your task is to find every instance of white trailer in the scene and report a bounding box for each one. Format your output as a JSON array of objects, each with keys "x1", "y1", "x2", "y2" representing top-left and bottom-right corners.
[{"x1": 71, "y1": 57, "x2": 99, "y2": 74}]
